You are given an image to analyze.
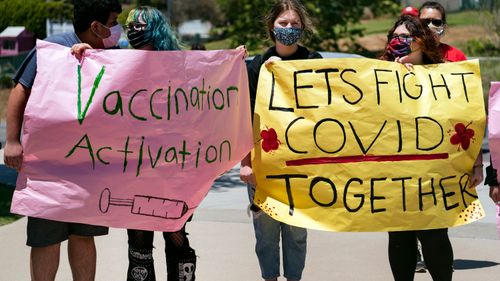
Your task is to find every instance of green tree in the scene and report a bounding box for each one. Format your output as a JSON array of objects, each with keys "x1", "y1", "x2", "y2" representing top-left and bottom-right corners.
[
  {"x1": 469, "y1": 0, "x2": 500, "y2": 55},
  {"x1": 126, "y1": 0, "x2": 222, "y2": 27},
  {"x1": 480, "y1": 0, "x2": 499, "y2": 39},
  {"x1": 306, "y1": 0, "x2": 399, "y2": 51},
  {"x1": 217, "y1": 0, "x2": 273, "y2": 50},
  {"x1": 171, "y1": 0, "x2": 223, "y2": 27},
  {"x1": 0, "y1": 0, "x2": 72, "y2": 39},
  {"x1": 217, "y1": 0, "x2": 399, "y2": 52}
]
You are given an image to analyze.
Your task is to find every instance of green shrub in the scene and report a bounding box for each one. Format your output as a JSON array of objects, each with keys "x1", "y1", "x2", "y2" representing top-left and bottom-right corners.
[
  {"x1": 0, "y1": 75, "x2": 13, "y2": 89},
  {"x1": 0, "y1": 185, "x2": 22, "y2": 226},
  {"x1": 464, "y1": 39, "x2": 500, "y2": 56}
]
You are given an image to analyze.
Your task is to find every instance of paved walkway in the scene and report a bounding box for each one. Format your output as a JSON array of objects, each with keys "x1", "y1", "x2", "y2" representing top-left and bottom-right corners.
[{"x1": 0, "y1": 152, "x2": 499, "y2": 280}]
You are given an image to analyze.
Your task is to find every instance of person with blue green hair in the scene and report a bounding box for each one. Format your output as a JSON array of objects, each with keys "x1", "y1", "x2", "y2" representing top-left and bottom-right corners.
[
  {"x1": 124, "y1": 8, "x2": 196, "y2": 281},
  {"x1": 73, "y1": 6, "x2": 195, "y2": 281},
  {"x1": 125, "y1": 6, "x2": 181, "y2": 51}
]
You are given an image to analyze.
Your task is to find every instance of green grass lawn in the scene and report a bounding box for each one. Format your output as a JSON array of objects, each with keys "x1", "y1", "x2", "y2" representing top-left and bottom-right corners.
[
  {"x1": 357, "y1": 16, "x2": 396, "y2": 35},
  {"x1": 445, "y1": 10, "x2": 483, "y2": 27},
  {"x1": 205, "y1": 38, "x2": 232, "y2": 50},
  {"x1": 357, "y1": 10, "x2": 483, "y2": 35},
  {"x1": 0, "y1": 185, "x2": 22, "y2": 226}
]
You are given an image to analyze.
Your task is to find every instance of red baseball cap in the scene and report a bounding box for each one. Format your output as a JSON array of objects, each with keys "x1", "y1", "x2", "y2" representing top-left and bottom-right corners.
[{"x1": 401, "y1": 6, "x2": 419, "y2": 17}]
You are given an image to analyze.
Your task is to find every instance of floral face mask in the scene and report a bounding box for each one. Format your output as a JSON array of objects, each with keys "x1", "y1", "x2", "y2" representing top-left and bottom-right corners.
[{"x1": 273, "y1": 27, "x2": 303, "y2": 46}]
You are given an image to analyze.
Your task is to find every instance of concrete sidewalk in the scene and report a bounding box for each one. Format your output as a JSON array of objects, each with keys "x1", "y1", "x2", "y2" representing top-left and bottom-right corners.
[
  {"x1": 1, "y1": 184, "x2": 499, "y2": 281},
  {"x1": 1, "y1": 202, "x2": 499, "y2": 280},
  {"x1": 1, "y1": 151, "x2": 499, "y2": 280}
]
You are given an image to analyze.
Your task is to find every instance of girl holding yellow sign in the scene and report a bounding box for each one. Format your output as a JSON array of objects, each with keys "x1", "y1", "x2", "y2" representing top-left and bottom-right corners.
[
  {"x1": 380, "y1": 12, "x2": 485, "y2": 280},
  {"x1": 380, "y1": 14, "x2": 453, "y2": 281},
  {"x1": 240, "y1": 1, "x2": 321, "y2": 280}
]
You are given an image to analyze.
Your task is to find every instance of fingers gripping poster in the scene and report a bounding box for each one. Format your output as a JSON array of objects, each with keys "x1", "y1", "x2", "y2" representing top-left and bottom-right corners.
[
  {"x1": 252, "y1": 58, "x2": 486, "y2": 232},
  {"x1": 10, "y1": 40, "x2": 253, "y2": 231}
]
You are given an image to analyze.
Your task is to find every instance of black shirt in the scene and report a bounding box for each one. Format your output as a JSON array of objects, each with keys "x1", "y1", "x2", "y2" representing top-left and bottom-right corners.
[
  {"x1": 246, "y1": 45, "x2": 322, "y2": 116},
  {"x1": 485, "y1": 159, "x2": 499, "y2": 186}
]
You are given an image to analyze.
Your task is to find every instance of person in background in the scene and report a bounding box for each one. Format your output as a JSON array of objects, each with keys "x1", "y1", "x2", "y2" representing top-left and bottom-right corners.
[
  {"x1": 191, "y1": 33, "x2": 206, "y2": 50},
  {"x1": 402, "y1": 2, "x2": 474, "y2": 273},
  {"x1": 72, "y1": 6, "x2": 196, "y2": 281},
  {"x1": 419, "y1": 1, "x2": 467, "y2": 62},
  {"x1": 419, "y1": 1, "x2": 480, "y2": 275},
  {"x1": 4, "y1": 1, "x2": 122, "y2": 280},
  {"x1": 239, "y1": 0, "x2": 321, "y2": 280}
]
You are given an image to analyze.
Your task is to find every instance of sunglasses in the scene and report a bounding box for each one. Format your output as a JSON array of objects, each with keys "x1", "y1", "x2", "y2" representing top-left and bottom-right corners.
[
  {"x1": 391, "y1": 35, "x2": 414, "y2": 43},
  {"x1": 421, "y1": 18, "x2": 444, "y2": 26}
]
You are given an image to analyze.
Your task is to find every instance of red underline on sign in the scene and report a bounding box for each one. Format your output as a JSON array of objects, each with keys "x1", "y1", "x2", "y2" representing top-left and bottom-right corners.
[{"x1": 285, "y1": 153, "x2": 449, "y2": 166}]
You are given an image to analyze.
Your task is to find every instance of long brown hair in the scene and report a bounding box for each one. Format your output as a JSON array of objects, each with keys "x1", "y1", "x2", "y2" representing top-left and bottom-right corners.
[
  {"x1": 380, "y1": 15, "x2": 443, "y2": 64},
  {"x1": 265, "y1": 0, "x2": 313, "y2": 42}
]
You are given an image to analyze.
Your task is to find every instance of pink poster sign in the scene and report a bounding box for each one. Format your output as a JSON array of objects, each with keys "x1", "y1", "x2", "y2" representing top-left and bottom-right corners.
[
  {"x1": 497, "y1": 205, "x2": 500, "y2": 239},
  {"x1": 10, "y1": 40, "x2": 253, "y2": 231},
  {"x1": 488, "y1": 82, "x2": 500, "y2": 238},
  {"x1": 488, "y1": 81, "x2": 500, "y2": 184}
]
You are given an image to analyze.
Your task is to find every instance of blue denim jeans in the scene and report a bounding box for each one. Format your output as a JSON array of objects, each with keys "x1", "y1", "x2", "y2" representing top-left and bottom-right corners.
[{"x1": 248, "y1": 184, "x2": 307, "y2": 280}]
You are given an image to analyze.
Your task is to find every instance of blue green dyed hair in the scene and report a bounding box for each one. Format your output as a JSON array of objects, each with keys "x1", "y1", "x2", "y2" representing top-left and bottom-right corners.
[{"x1": 126, "y1": 6, "x2": 181, "y2": 51}]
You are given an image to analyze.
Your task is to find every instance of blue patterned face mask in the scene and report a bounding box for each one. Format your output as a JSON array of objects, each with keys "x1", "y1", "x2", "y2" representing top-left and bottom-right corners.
[{"x1": 273, "y1": 27, "x2": 303, "y2": 46}]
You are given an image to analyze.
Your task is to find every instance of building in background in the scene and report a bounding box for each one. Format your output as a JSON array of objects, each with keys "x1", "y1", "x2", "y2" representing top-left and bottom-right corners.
[
  {"x1": 178, "y1": 19, "x2": 212, "y2": 42},
  {"x1": 46, "y1": 19, "x2": 74, "y2": 38},
  {"x1": 0, "y1": 26, "x2": 34, "y2": 57}
]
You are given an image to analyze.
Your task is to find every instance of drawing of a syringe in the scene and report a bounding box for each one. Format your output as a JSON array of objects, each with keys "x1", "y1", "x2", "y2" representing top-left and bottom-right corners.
[{"x1": 99, "y1": 188, "x2": 188, "y2": 219}]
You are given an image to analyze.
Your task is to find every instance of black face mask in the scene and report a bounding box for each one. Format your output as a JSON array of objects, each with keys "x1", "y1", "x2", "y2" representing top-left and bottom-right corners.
[{"x1": 127, "y1": 26, "x2": 148, "y2": 49}]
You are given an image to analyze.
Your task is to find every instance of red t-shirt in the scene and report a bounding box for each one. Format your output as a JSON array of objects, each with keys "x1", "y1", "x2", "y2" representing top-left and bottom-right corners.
[{"x1": 440, "y1": 43, "x2": 467, "y2": 62}]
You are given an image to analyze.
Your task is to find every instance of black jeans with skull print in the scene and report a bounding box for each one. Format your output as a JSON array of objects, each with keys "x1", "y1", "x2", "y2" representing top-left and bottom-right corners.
[{"x1": 126, "y1": 222, "x2": 196, "y2": 281}]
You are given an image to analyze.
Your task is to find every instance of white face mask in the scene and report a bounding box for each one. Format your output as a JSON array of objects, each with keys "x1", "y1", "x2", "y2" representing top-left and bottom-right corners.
[
  {"x1": 96, "y1": 23, "x2": 122, "y2": 48},
  {"x1": 428, "y1": 23, "x2": 445, "y2": 37}
]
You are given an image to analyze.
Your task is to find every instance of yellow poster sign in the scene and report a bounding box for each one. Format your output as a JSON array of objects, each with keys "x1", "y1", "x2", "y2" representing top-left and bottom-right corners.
[{"x1": 252, "y1": 58, "x2": 486, "y2": 232}]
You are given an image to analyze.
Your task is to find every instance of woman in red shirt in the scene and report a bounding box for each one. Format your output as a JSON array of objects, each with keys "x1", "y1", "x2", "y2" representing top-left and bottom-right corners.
[{"x1": 418, "y1": 1, "x2": 467, "y2": 62}]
